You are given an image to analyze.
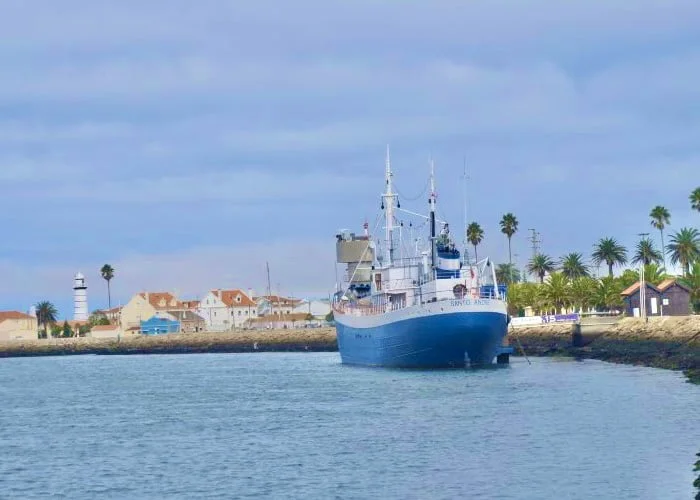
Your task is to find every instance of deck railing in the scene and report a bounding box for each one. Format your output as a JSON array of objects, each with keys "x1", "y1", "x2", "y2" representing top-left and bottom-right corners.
[{"x1": 332, "y1": 287, "x2": 504, "y2": 317}]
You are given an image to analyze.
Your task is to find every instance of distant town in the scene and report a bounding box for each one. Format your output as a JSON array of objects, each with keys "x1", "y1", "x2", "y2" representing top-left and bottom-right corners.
[{"x1": 0, "y1": 270, "x2": 333, "y2": 342}]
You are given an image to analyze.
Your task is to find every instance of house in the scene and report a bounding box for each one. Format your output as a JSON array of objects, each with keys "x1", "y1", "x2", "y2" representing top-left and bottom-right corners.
[
  {"x1": 621, "y1": 282, "x2": 662, "y2": 317},
  {"x1": 120, "y1": 292, "x2": 184, "y2": 330},
  {"x1": 89, "y1": 324, "x2": 125, "y2": 339},
  {"x1": 656, "y1": 279, "x2": 692, "y2": 316},
  {"x1": 198, "y1": 289, "x2": 257, "y2": 331},
  {"x1": 249, "y1": 313, "x2": 312, "y2": 330},
  {"x1": 140, "y1": 316, "x2": 180, "y2": 335},
  {"x1": 97, "y1": 306, "x2": 123, "y2": 324},
  {"x1": 0, "y1": 311, "x2": 38, "y2": 341},
  {"x1": 159, "y1": 310, "x2": 206, "y2": 333},
  {"x1": 256, "y1": 295, "x2": 303, "y2": 317},
  {"x1": 292, "y1": 299, "x2": 332, "y2": 319},
  {"x1": 621, "y1": 280, "x2": 691, "y2": 317}
]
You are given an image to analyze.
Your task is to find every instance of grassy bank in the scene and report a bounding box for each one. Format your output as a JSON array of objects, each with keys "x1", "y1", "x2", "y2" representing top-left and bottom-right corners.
[
  {"x1": 510, "y1": 317, "x2": 700, "y2": 384},
  {"x1": 0, "y1": 328, "x2": 338, "y2": 357}
]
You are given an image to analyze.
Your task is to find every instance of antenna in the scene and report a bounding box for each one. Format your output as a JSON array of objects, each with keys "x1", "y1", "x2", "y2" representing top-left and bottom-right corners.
[{"x1": 527, "y1": 229, "x2": 541, "y2": 280}]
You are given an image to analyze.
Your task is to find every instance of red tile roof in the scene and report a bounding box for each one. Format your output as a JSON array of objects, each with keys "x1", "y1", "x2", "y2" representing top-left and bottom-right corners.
[
  {"x1": 259, "y1": 295, "x2": 302, "y2": 306},
  {"x1": 620, "y1": 281, "x2": 660, "y2": 296},
  {"x1": 139, "y1": 292, "x2": 182, "y2": 310},
  {"x1": 212, "y1": 290, "x2": 256, "y2": 307},
  {"x1": 0, "y1": 311, "x2": 34, "y2": 323},
  {"x1": 657, "y1": 279, "x2": 691, "y2": 292}
]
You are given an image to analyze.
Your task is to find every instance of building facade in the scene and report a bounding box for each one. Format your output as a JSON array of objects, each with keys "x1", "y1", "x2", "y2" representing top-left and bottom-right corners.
[
  {"x1": 198, "y1": 289, "x2": 257, "y2": 331},
  {"x1": 140, "y1": 316, "x2": 180, "y2": 335},
  {"x1": 0, "y1": 311, "x2": 38, "y2": 341},
  {"x1": 121, "y1": 292, "x2": 184, "y2": 330},
  {"x1": 256, "y1": 295, "x2": 303, "y2": 317},
  {"x1": 621, "y1": 279, "x2": 691, "y2": 317}
]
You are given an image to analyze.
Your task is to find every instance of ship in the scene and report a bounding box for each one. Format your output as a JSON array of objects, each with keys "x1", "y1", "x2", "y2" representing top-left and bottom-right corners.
[{"x1": 332, "y1": 150, "x2": 513, "y2": 368}]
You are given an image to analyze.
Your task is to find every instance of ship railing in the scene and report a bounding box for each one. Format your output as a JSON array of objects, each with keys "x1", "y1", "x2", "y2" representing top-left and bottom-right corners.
[{"x1": 332, "y1": 288, "x2": 505, "y2": 316}]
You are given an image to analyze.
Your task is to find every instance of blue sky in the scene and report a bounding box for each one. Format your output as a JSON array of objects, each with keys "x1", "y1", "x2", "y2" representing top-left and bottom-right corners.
[{"x1": 1, "y1": 0, "x2": 699, "y2": 317}]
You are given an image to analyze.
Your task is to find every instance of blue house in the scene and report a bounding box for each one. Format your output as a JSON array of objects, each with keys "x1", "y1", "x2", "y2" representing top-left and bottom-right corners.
[{"x1": 140, "y1": 316, "x2": 180, "y2": 335}]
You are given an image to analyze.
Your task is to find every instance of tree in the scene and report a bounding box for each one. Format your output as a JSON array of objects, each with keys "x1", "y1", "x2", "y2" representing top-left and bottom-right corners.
[
  {"x1": 61, "y1": 320, "x2": 73, "y2": 338},
  {"x1": 499, "y1": 213, "x2": 518, "y2": 265},
  {"x1": 324, "y1": 311, "x2": 334, "y2": 323},
  {"x1": 570, "y1": 277, "x2": 598, "y2": 313},
  {"x1": 496, "y1": 263, "x2": 520, "y2": 285},
  {"x1": 632, "y1": 237, "x2": 663, "y2": 266},
  {"x1": 466, "y1": 222, "x2": 484, "y2": 263},
  {"x1": 101, "y1": 264, "x2": 115, "y2": 310},
  {"x1": 592, "y1": 237, "x2": 628, "y2": 278},
  {"x1": 89, "y1": 311, "x2": 110, "y2": 326},
  {"x1": 649, "y1": 205, "x2": 671, "y2": 268},
  {"x1": 560, "y1": 252, "x2": 590, "y2": 279},
  {"x1": 680, "y1": 262, "x2": 700, "y2": 314},
  {"x1": 617, "y1": 269, "x2": 640, "y2": 290},
  {"x1": 690, "y1": 187, "x2": 700, "y2": 213},
  {"x1": 35, "y1": 301, "x2": 58, "y2": 338},
  {"x1": 667, "y1": 227, "x2": 700, "y2": 276},
  {"x1": 527, "y1": 254, "x2": 556, "y2": 284},
  {"x1": 594, "y1": 277, "x2": 623, "y2": 312},
  {"x1": 541, "y1": 272, "x2": 571, "y2": 313}
]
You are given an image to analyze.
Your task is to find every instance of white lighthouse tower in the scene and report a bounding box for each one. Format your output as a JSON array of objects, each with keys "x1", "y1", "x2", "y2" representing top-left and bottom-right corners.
[{"x1": 73, "y1": 272, "x2": 89, "y2": 321}]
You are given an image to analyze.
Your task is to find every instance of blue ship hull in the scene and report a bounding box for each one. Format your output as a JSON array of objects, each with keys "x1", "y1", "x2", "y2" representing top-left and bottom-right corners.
[{"x1": 335, "y1": 311, "x2": 509, "y2": 368}]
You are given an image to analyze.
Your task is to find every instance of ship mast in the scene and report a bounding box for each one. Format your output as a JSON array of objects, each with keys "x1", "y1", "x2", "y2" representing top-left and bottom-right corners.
[
  {"x1": 382, "y1": 145, "x2": 395, "y2": 267},
  {"x1": 429, "y1": 159, "x2": 437, "y2": 273}
]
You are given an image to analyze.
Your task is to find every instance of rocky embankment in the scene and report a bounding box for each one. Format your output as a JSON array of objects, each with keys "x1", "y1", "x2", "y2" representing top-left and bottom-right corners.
[
  {"x1": 0, "y1": 328, "x2": 338, "y2": 357},
  {"x1": 510, "y1": 316, "x2": 700, "y2": 384}
]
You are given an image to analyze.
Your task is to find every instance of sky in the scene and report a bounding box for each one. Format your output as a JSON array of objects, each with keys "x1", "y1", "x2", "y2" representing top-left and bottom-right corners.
[{"x1": 1, "y1": 0, "x2": 699, "y2": 317}]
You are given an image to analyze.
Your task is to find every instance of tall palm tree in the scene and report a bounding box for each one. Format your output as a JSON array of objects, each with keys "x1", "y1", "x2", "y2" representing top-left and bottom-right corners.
[
  {"x1": 632, "y1": 237, "x2": 663, "y2": 266},
  {"x1": 499, "y1": 213, "x2": 518, "y2": 265},
  {"x1": 667, "y1": 227, "x2": 700, "y2": 276},
  {"x1": 527, "y1": 254, "x2": 556, "y2": 283},
  {"x1": 466, "y1": 222, "x2": 484, "y2": 263},
  {"x1": 100, "y1": 264, "x2": 115, "y2": 309},
  {"x1": 560, "y1": 252, "x2": 590, "y2": 279},
  {"x1": 690, "y1": 187, "x2": 700, "y2": 213},
  {"x1": 496, "y1": 263, "x2": 520, "y2": 285},
  {"x1": 592, "y1": 237, "x2": 628, "y2": 278},
  {"x1": 649, "y1": 205, "x2": 671, "y2": 268},
  {"x1": 35, "y1": 301, "x2": 58, "y2": 338}
]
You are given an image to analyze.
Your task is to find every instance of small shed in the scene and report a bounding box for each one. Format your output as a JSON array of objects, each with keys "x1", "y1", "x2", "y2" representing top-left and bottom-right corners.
[
  {"x1": 140, "y1": 316, "x2": 180, "y2": 335},
  {"x1": 621, "y1": 282, "x2": 662, "y2": 317},
  {"x1": 656, "y1": 279, "x2": 691, "y2": 316}
]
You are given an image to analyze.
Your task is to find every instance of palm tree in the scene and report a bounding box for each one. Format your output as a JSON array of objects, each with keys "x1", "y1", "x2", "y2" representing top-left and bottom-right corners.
[
  {"x1": 680, "y1": 262, "x2": 700, "y2": 313},
  {"x1": 496, "y1": 263, "x2": 520, "y2": 285},
  {"x1": 101, "y1": 264, "x2": 115, "y2": 309},
  {"x1": 592, "y1": 237, "x2": 628, "y2": 278},
  {"x1": 499, "y1": 213, "x2": 518, "y2": 265},
  {"x1": 667, "y1": 227, "x2": 700, "y2": 276},
  {"x1": 560, "y1": 252, "x2": 590, "y2": 279},
  {"x1": 595, "y1": 277, "x2": 623, "y2": 312},
  {"x1": 570, "y1": 277, "x2": 598, "y2": 313},
  {"x1": 649, "y1": 205, "x2": 671, "y2": 268},
  {"x1": 541, "y1": 272, "x2": 571, "y2": 313},
  {"x1": 466, "y1": 222, "x2": 484, "y2": 263},
  {"x1": 690, "y1": 187, "x2": 700, "y2": 213},
  {"x1": 35, "y1": 301, "x2": 58, "y2": 338},
  {"x1": 527, "y1": 254, "x2": 556, "y2": 283},
  {"x1": 632, "y1": 237, "x2": 663, "y2": 266}
]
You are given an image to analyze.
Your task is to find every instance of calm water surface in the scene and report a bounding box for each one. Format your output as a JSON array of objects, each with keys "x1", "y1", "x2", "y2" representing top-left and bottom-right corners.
[{"x1": 0, "y1": 354, "x2": 698, "y2": 499}]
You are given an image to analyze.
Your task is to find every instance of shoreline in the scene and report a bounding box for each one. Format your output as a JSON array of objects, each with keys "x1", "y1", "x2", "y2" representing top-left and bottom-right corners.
[{"x1": 1, "y1": 319, "x2": 698, "y2": 383}]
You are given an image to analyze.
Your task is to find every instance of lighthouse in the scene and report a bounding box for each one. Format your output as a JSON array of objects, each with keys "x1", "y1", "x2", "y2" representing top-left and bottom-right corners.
[{"x1": 73, "y1": 272, "x2": 89, "y2": 321}]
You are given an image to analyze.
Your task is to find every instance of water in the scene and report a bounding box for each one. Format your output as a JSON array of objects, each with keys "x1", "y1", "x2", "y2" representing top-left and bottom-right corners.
[{"x1": 0, "y1": 354, "x2": 698, "y2": 499}]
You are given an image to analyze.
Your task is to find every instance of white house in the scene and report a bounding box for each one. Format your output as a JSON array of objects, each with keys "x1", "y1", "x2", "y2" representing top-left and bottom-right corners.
[
  {"x1": 292, "y1": 299, "x2": 331, "y2": 319},
  {"x1": 256, "y1": 295, "x2": 303, "y2": 317},
  {"x1": 198, "y1": 289, "x2": 257, "y2": 331}
]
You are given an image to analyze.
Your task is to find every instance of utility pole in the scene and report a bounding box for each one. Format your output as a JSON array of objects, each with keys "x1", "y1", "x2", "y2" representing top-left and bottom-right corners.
[
  {"x1": 527, "y1": 228, "x2": 541, "y2": 280},
  {"x1": 638, "y1": 233, "x2": 650, "y2": 322}
]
